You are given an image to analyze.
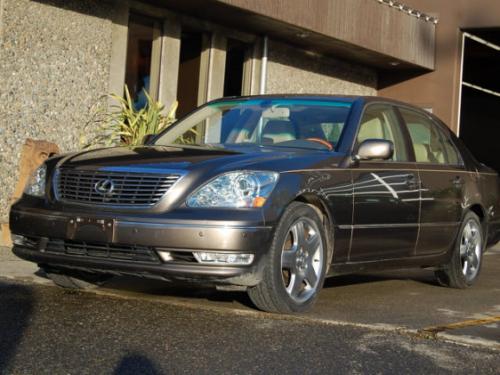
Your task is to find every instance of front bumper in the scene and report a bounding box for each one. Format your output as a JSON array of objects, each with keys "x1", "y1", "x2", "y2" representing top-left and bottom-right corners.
[{"x1": 10, "y1": 205, "x2": 273, "y2": 286}]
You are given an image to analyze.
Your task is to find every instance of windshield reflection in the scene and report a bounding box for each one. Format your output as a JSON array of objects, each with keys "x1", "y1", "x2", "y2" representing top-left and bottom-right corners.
[{"x1": 154, "y1": 98, "x2": 353, "y2": 151}]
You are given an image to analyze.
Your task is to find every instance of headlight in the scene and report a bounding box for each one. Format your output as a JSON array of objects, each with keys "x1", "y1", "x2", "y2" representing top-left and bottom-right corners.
[
  {"x1": 24, "y1": 164, "x2": 47, "y2": 197},
  {"x1": 187, "y1": 171, "x2": 279, "y2": 208}
]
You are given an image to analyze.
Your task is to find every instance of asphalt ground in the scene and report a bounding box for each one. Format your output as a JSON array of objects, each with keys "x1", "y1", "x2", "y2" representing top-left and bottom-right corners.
[
  {"x1": 0, "y1": 244, "x2": 499, "y2": 373},
  {"x1": 1, "y1": 279, "x2": 499, "y2": 374}
]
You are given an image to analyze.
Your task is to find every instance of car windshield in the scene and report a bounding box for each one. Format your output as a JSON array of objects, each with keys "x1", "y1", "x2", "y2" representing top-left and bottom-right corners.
[{"x1": 153, "y1": 98, "x2": 353, "y2": 151}]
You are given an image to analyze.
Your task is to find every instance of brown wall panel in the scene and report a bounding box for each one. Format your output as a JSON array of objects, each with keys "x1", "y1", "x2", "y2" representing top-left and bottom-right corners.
[
  {"x1": 379, "y1": 0, "x2": 500, "y2": 132},
  {"x1": 210, "y1": 0, "x2": 436, "y2": 69}
]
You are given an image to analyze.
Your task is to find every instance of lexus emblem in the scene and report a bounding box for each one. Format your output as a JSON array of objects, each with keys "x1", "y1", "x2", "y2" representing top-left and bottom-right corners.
[{"x1": 94, "y1": 179, "x2": 115, "y2": 196}]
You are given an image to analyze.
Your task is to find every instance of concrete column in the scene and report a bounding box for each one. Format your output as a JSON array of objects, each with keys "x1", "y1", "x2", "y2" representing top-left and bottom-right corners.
[
  {"x1": 107, "y1": 0, "x2": 129, "y2": 98},
  {"x1": 245, "y1": 37, "x2": 264, "y2": 95},
  {"x1": 207, "y1": 33, "x2": 227, "y2": 101},
  {"x1": 158, "y1": 17, "x2": 181, "y2": 112},
  {"x1": 198, "y1": 32, "x2": 227, "y2": 104},
  {"x1": 149, "y1": 20, "x2": 162, "y2": 101},
  {"x1": 194, "y1": 33, "x2": 227, "y2": 143}
]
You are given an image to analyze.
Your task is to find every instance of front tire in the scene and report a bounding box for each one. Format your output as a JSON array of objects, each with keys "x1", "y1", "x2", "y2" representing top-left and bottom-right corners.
[
  {"x1": 248, "y1": 202, "x2": 328, "y2": 313},
  {"x1": 435, "y1": 211, "x2": 484, "y2": 289}
]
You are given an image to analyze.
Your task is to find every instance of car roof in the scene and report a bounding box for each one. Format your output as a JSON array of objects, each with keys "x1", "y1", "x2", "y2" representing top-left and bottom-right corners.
[{"x1": 210, "y1": 94, "x2": 426, "y2": 112}]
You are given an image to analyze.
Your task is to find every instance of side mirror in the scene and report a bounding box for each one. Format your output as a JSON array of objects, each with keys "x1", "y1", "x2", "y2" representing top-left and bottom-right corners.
[
  {"x1": 142, "y1": 134, "x2": 155, "y2": 145},
  {"x1": 354, "y1": 139, "x2": 394, "y2": 161}
]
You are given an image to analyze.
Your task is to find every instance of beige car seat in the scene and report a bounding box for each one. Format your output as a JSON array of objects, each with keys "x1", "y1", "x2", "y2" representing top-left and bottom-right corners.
[
  {"x1": 413, "y1": 143, "x2": 429, "y2": 162},
  {"x1": 357, "y1": 117, "x2": 384, "y2": 141},
  {"x1": 262, "y1": 120, "x2": 296, "y2": 143}
]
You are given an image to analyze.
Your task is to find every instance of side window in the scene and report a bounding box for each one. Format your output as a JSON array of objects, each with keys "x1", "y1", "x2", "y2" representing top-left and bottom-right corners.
[
  {"x1": 357, "y1": 105, "x2": 409, "y2": 162},
  {"x1": 440, "y1": 129, "x2": 462, "y2": 165},
  {"x1": 400, "y1": 109, "x2": 461, "y2": 165}
]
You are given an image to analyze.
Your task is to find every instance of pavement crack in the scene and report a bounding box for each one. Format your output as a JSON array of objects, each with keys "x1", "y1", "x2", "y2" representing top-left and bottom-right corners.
[{"x1": 419, "y1": 315, "x2": 500, "y2": 335}]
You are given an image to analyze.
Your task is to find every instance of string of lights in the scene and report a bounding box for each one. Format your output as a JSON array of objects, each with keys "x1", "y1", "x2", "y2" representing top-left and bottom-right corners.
[{"x1": 376, "y1": 0, "x2": 439, "y2": 24}]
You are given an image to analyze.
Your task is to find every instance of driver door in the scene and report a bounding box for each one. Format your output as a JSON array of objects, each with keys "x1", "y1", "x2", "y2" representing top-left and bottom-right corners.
[{"x1": 349, "y1": 104, "x2": 420, "y2": 261}]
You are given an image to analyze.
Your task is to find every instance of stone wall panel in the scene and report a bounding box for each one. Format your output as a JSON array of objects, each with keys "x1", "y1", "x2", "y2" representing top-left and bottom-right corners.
[
  {"x1": 0, "y1": 0, "x2": 114, "y2": 221},
  {"x1": 266, "y1": 40, "x2": 377, "y2": 96}
]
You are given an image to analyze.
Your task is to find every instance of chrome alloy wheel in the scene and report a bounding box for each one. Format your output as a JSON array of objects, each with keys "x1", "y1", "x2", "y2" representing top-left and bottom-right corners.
[
  {"x1": 281, "y1": 217, "x2": 324, "y2": 303},
  {"x1": 460, "y1": 219, "x2": 482, "y2": 282}
]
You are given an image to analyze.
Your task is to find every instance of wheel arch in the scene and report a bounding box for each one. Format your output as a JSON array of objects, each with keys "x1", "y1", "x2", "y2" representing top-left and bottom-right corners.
[
  {"x1": 465, "y1": 203, "x2": 489, "y2": 243},
  {"x1": 294, "y1": 193, "x2": 335, "y2": 267},
  {"x1": 467, "y1": 203, "x2": 485, "y2": 223}
]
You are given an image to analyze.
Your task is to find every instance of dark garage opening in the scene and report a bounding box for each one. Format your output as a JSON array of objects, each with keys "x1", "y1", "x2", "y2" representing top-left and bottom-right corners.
[
  {"x1": 459, "y1": 28, "x2": 500, "y2": 173},
  {"x1": 223, "y1": 39, "x2": 248, "y2": 97},
  {"x1": 177, "y1": 31, "x2": 203, "y2": 118}
]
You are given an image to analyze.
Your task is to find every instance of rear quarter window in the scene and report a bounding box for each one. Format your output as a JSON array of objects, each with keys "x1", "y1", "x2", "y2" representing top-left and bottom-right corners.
[{"x1": 400, "y1": 108, "x2": 462, "y2": 166}]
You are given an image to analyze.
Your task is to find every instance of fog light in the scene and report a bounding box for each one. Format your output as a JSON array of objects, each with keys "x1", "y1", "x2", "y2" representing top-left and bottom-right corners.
[
  {"x1": 158, "y1": 251, "x2": 173, "y2": 262},
  {"x1": 193, "y1": 252, "x2": 254, "y2": 265},
  {"x1": 12, "y1": 234, "x2": 26, "y2": 246}
]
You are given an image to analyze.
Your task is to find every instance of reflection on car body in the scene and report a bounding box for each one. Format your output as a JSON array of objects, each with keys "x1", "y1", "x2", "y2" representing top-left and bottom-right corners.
[{"x1": 10, "y1": 95, "x2": 500, "y2": 313}]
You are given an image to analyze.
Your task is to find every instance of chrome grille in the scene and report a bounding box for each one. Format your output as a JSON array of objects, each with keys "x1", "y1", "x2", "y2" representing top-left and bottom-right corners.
[{"x1": 56, "y1": 168, "x2": 181, "y2": 206}]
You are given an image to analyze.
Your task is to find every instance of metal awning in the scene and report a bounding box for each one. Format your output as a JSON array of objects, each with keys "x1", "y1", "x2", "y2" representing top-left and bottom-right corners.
[{"x1": 152, "y1": 0, "x2": 436, "y2": 71}]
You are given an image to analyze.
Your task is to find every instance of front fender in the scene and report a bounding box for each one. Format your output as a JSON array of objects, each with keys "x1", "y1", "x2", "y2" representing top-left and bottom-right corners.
[{"x1": 262, "y1": 169, "x2": 353, "y2": 263}]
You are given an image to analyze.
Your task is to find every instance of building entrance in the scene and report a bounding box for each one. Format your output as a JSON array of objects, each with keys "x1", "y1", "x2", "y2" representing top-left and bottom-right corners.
[{"x1": 459, "y1": 29, "x2": 500, "y2": 172}]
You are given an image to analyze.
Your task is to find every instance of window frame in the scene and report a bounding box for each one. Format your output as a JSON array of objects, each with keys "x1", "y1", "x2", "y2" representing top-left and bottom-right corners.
[
  {"x1": 432, "y1": 119, "x2": 465, "y2": 168},
  {"x1": 353, "y1": 103, "x2": 414, "y2": 164},
  {"x1": 122, "y1": 2, "x2": 261, "y2": 115},
  {"x1": 396, "y1": 105, "x2": 465, "y2": 168},
  {"x1": 125, "y1": 13, "x2": 163, "y2": 103}
]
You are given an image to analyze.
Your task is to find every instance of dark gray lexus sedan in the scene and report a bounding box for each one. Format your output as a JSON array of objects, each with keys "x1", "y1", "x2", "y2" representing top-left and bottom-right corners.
[{"x1": 10, "y1": 96, "x2": 500, "y2": 313}]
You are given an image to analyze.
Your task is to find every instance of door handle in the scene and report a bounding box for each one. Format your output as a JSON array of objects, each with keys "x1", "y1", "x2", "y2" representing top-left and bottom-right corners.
[{"x1": 452, "y1": 176, "x2": 464, "y2": 188}]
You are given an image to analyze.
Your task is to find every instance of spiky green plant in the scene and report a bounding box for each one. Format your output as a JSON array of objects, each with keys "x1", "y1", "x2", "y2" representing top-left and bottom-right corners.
[{"x1": 81, "y1": 86, "x2": 178, "y2": 148}]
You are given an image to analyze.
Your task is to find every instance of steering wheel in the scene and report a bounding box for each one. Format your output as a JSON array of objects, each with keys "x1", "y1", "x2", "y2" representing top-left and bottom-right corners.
[{"x1": 305, "y1": 138, "x2": 333, "y2": 151}]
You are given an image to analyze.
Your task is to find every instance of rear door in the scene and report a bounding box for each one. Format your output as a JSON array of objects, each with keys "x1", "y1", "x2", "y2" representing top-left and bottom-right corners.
[
  {"x1": 349, "y1": 104, "x2": 420, "y2": 261},
  {"x1": 398, "y1": 107, "x2": 464, "y2": 255}
]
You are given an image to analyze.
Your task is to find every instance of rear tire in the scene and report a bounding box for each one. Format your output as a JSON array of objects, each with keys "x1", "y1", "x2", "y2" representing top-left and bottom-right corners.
[
  {"x1": 248, "y1": 202, "x2": 328, "y2": 313},
  {"x1": 42, "y1": 267, "x2": 111, "y2": 290},
  {"x1": 435, "y1": 211, "x2": 484, "y2": 289}
]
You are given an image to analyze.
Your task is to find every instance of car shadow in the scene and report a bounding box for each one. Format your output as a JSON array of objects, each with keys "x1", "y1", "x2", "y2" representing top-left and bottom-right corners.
[
  {"x1": 0, "y1": 281, "x2": 34, "y2": 373},
  {"x1": 113, "y1": 353, "x2": 162, "y2": 375},
  {"x1": 100, "y1": 276, "x2": 256, "y2": 309},
  {"x1": 96, "y1": 268, "x2": 440, "y2": 311},
  {"x1": 322, "y1": 270, "x2": 440, "y2": 289}
]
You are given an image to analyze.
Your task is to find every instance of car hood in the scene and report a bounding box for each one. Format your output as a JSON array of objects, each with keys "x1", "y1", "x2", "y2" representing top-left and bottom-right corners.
[{"x1": 57, "y1": 145, "x2": 345, "y2": 174}]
